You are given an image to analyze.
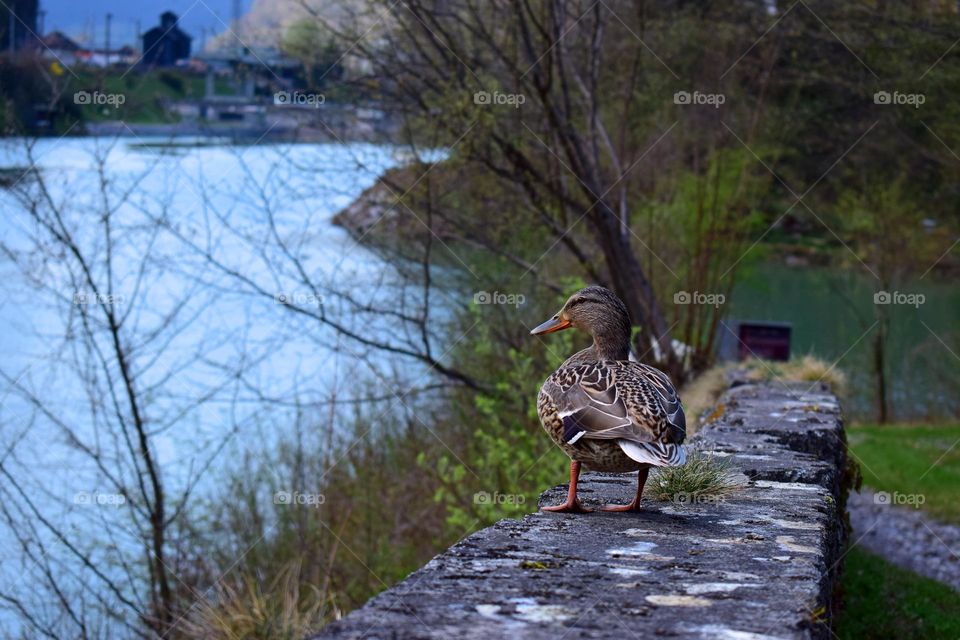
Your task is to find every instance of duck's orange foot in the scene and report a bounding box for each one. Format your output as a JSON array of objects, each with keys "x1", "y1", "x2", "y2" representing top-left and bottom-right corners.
[
  {"x1": 542, "y1": 500, "x2": 592, "y2": 513},
  {"x1": 600, "y1": 501, "x2": 642, "y2": 512}
]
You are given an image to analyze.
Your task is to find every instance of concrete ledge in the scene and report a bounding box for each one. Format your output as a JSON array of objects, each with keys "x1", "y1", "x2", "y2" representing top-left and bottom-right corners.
[{"x1": 311, "y1": 381, "x2": 849, "y2": 639}]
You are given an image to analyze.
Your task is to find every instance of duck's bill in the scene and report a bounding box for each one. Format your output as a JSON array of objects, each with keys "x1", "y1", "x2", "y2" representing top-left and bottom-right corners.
[{"x1": 530, "y1": 317, "x2": 572, "y2": 335}]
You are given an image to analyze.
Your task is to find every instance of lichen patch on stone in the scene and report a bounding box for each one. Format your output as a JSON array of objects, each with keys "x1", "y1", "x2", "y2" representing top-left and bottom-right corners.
[
  {"x1": 684, "y1": 582, "x2": 760, "y2": 595},
  {"x1": 475, "y1": 604, "x2": 501, "y2": 619},
  {"x1": 775, "y1": 535, "x2": 817, "y2": 554},
  {"x1": 606, "y1": 541, "x2": 658, "y2": 556},
  {"x1": 753, "y1": 480, "x2": 820, "y2": 491},
  {"x1": 645, "y1": 594, "x2": 713, "y2": 607},
  {"x1": 763, "y1": 516, "x2": 821, "y2": 531},
  {"x1": 511, "y1": 598, "x2": 575, "y2": 623},
  {"x1": 686, "y1": 624, "x2": 789, "y2": 639}
]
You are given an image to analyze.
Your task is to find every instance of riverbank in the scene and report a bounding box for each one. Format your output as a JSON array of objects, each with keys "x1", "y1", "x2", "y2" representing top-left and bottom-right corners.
[
  {"x1": 329, "y1": 159, "x2": 960, "y2": 423},
  {"x1": 82, "y1": 103, "x2": 400, "y2": 144}
]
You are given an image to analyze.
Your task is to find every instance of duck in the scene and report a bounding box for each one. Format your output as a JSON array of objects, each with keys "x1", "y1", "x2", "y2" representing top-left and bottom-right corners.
[{"x1": 531, "y1": 285, "x2": 687, "y2": 512}]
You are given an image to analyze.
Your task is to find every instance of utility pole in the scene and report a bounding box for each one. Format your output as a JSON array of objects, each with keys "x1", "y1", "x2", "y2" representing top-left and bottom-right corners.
[
  {"x1": 8, "y1": 5, "x2": 14, "y2": 54},
  {"x1": 38, "y1": 10, "x2": 46, "y2": 37},
  {"x1": 105, "y1": 13, "x2": 113, "y2": 66},
  {"x1": 233, "y1": 0, "x2": 242, "y2": 53}
]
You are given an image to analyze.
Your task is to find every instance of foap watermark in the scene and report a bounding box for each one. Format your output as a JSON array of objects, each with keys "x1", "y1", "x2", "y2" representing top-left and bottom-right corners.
[
  {"x1": 473, "y1": 291, "x2": 525, "y2": 308},
  {"x1": 672, "y1": 492, "x2": 726, "y2": 506},
  {"x1": 673, "y1": 290, "x2": 725, "y2": 308},
  {"x1": 473, "y1": 490, "x2": 526, "y2": 506},
  {"x1": 74, "y1": 291, "x2": 124, "y2": 306},
  {"x1": 674, "y1": 90, "x2": 725, "y2": 108},
  {"x1": 474, "y1": 90, "x2": 526, "y2": 108},
  {"x1": 274, "y1": 91, "x2": 326, "y2": 108},
  {"x1": 274, "y1": 490, "x2": 326, "y2": 507},
  {"x1": 874, "y1": 491, "x2": 925, "y2": 509},
  {"x1": 74, "y1": 90, "x2": 126, "y2": 108},
  {"x1": 275, "y1": 291, "x2": 324, "y2": 307},
  {"x1": 74, "y1": 491, "x2": 126, "y2": 506},
  {"x1": 874, "y1": 90, "x2": 925, "y2": 109},
  {"x1": 874, "y1": 290, "x2": 924, "y2": 308}
]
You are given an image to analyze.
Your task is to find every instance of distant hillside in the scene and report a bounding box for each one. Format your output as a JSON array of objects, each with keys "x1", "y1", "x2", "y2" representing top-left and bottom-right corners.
[{"x1": 207, "y1": 0, "x2": 382, "y2": 51}]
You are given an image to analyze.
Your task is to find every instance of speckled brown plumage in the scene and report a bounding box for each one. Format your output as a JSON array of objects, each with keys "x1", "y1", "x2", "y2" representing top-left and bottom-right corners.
[
  {"x1": 537, "y1": 360, "x2": 686, "y2": 472},
  {"x1": 531, "y1": 285, "x2": 687, "y2": 512}
]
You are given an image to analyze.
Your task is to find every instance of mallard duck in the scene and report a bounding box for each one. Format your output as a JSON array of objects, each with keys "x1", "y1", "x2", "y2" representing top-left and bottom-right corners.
[{"x1": 531, "y1": 286, "x2": 686, "y2": 512}]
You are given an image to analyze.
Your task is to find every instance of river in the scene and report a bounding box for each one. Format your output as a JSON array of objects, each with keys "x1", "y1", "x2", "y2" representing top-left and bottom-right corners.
[{"x1": 0, "y1": 135, "x2": 954, "y2": 636}]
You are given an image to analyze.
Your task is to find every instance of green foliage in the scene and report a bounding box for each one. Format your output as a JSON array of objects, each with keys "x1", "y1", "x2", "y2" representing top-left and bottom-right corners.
[
  {"x1": 642, "y1": 147, "x2": 770, "y2": 359},
  {"x1": 157, "y1": 70, "x2": 186, "y2": 95},
  {"x1": 0, "y1": 55, "x2": 80, "y2": 134},
  {"x1": 836, "y1": 547, "x2": 960, "y2": 639},
  {"x1": 282, "y1": 19, "x2": 327, "y2": 63},
  {"x1": 429, "y1": 319, "x2": 574, "y2": 533},
  {"x1": 657, "y1": 147, "x2": 769, "y2": 245},
  {"x1": 835, "y1": 178, "x2": 948, "y2": 278},
  {"x1": 282, "y1": 19, "x2": 345, "y2": 90},
  {"x1": 70, "y1": 69, "x2": 224, "y2": 124},
  {"x1": 424, "y1": 280, "x2": 596, "y2": 534}
]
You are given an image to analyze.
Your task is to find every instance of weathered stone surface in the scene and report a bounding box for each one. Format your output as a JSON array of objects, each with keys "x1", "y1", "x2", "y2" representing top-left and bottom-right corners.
[{"x1": 310, "y1": 382, "x2": 848, "y2": 639}]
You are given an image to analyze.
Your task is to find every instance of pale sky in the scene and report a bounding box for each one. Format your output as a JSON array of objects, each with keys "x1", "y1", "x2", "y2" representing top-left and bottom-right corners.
[{"x1": 37, "y1": 0, "x2": 251, "y2": 48}]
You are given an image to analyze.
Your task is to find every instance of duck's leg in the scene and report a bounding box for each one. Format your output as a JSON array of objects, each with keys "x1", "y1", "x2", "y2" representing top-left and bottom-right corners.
[
  {"x1": 542, "y1": 460, "x2": 592, "y2": 513},
  {"x1": 601, "y1": 467, "x2": 650, "y2": 512}
]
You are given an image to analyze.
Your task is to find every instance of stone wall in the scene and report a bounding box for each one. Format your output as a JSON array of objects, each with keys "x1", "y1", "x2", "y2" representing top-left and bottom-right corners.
[{"x1": 311, "y1": 380, "x2": 850, "y2": 639}]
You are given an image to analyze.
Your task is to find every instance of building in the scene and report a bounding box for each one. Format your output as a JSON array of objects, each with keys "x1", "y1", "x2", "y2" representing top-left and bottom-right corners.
[
  {"x1": 79, "y1": 45, "x2": 139, "y2": 67},
  {"x1": 34, "y1": 31, "x2": 81, "y2": 66},
  {"x1": 1, "y1": 0, "x2": 39, "y2": 53},
  {"x1": 33, "y1": 32, "x2": 139, "y2": 68},
  {"x1": 141, "y1": 12, "x2": 191, "y2": 67}
]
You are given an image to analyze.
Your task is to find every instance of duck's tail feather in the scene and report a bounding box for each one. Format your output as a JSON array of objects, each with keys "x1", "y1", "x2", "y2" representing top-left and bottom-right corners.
[{"x1": 617, "y1": 440, "x2": 686, "y2": 467}]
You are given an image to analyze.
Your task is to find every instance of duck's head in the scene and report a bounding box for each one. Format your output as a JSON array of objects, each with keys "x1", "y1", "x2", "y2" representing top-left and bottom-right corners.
[{"x1": 530, "y1": 285, "x2": 632, "y2": 360}]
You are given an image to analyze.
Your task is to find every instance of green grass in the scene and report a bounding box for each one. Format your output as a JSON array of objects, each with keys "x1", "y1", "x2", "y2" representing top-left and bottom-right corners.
[
  {"x1": 73, "y1": 69, "x2": 234, "y2": 124},
  {"x1": 649, "y1": 449, "x2": 745, "y2": 502},
  {"x1": 835, "y1": 546, "x2": 960, "y2": 639},
  {"x1": 847, "y1": 423, "x2": 960, "y2": 524}
]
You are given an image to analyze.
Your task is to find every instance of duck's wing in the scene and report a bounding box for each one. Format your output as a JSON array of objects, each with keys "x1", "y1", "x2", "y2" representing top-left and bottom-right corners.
[
  {"x1": 634, "y1": 363, "x2": 687, "y2": 441},
  {"x1": 544, "y1": 361, "x2": 684, "y2": 447}
]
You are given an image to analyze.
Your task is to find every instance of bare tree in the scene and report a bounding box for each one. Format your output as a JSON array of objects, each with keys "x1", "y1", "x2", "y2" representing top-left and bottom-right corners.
[
  {"x1": 0, "y1": 141, "x2": 241, "y2": 637},
  {"x1": 294, "y1": 0, "x2": 778, "y2": 381}
]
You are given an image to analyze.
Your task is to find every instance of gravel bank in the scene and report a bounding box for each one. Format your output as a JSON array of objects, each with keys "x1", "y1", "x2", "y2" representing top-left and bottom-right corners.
[{"x1": 847, "y1": 489, "x2": 960, "y2": 591}]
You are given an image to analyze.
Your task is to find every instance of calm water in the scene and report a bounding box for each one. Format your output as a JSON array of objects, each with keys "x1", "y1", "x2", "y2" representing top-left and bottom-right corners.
[
  {"x1": 0, "y1": 137, "x2": 413, "y2": 466},
  {"x1": 730, "y1": 262, "x2": 959, "y2": 421},
  {"x1": 0, "y1": 137, "x2": 412, "y2": 634}
]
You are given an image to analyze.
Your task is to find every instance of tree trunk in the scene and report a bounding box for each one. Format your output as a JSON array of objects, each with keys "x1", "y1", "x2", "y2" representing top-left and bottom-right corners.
[
  {"x1": 590, "y1": 202, "x2": 679, "y2": 379},
  {"x1": 873, "y1": 315, "x2": 889, "y2": 424}
]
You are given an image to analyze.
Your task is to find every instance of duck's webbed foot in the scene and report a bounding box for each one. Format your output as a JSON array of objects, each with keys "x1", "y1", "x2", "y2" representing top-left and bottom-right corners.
[
  {"x1": 541, "y1": 460, "x2": 592, "y2": 514},
  {"x1": 543, "y1": 499, "x2": 593, "y2": 513},
  {"x1": 600, "y1": 500, "x2": 641, "y2": 512},
  {"x1": 600, "y1": 467, "x2": 649, "y2": 513}
]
